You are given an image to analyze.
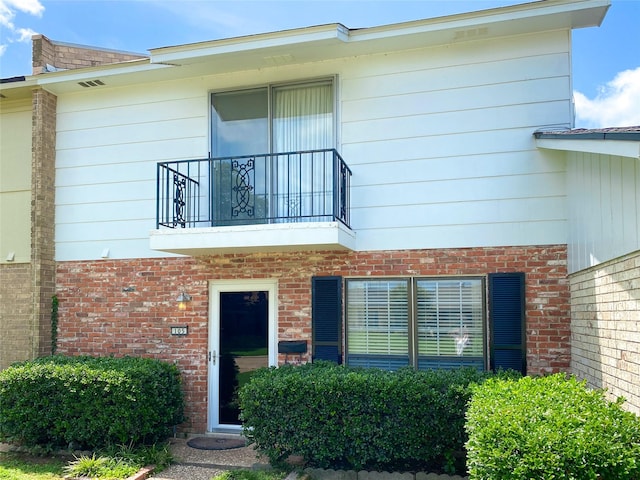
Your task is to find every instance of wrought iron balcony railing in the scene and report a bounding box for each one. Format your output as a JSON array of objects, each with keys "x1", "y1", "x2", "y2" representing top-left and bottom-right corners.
[{"x1": 156, "y1": 149, "x2": 351, "y2": 229}]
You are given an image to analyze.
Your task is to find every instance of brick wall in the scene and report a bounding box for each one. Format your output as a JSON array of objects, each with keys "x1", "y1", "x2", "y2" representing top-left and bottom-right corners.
[
  {"x1": 1, "y1": 35, "x2": 144, "y2": 369},
  {"x1": 31, "y1": 88, "x2": 57, "y2": 358},
  {"x1": 570, "y1": 250, "x2": 640, "y2": 415},
  {"x1": 32, "y1": 35, "x2": 147, "y2": 75},
  {"x1": 0, "y1": 264, "x2": 34, "y2": 369},
  {"x1": 56, "y1": 245, "x2": 569, "y2": 433},
  {"x1": 0, "y1": 89, "x2": 57, "y2": 369}
]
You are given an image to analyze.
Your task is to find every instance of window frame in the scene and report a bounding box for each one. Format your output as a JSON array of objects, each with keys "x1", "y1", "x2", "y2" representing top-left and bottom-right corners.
[
  {"x1": 345, "y1": 276, "x2": 487, "y2": 371},
  {"x1": 209, "y1": 76, "x2": 338, "y2": 158}
]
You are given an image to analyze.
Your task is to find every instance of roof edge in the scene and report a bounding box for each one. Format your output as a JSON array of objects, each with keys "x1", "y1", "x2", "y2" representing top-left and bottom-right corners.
[{"x1": 534, "y1": 127, "x2": 640, "y2": 141}]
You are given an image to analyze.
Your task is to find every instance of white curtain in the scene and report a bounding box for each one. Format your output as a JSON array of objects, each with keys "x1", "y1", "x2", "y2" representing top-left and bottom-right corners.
[{"x1": 272, "y1": 83, "x2": 333, "y2": 220}]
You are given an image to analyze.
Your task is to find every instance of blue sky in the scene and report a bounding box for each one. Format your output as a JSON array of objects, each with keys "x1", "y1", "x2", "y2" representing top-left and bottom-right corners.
[{"x1": 1, "y1": 0, "x2": 639, "y2": 128}]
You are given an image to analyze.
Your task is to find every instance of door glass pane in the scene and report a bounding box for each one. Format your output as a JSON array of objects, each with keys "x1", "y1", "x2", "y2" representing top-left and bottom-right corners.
[
  {"x1": 212, "y1": 89, "x2": 268, "y2": 157},
  {"x1": 211, "y1": 90, "x2": 269, "y2": 225},
  {"x1": 272, "y1": 83, "x2": 334, "y2": 220},
  {"x1": 219, "y1": 291, "x2": 269, "y2": 425}
]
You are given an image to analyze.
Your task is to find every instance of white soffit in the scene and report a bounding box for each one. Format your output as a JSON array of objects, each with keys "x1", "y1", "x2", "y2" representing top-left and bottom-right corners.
[{"x1": 536, "y1": 138, "x2": 640, "y2": 160}]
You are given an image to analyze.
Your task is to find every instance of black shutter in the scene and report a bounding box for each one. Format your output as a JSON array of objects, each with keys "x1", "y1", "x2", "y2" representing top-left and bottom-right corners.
[
  {"x1": 312, "y1": 276, "x2": 342, "y2": 364},
  {"x1": 489, "y1": 272, "x2": 526, "y2": 375}
]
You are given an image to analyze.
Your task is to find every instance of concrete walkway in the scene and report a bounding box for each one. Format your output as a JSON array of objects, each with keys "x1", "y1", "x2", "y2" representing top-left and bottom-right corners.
[
  {"x1": 150, "y1": 436, "x2": 268, "y2": 480},
  {"x1": 149, "y1": 437, "x2": 468, "y2": 480}
]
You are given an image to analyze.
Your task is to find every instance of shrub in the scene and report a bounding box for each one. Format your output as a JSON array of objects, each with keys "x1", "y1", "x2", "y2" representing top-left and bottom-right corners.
[
  {"x1": 213, "y1": 470, "x2": 288, "y2": 480},
  {"x1": 63, "y1": 453, "x2": 140, "y2": 479},
  {"x1": 0, "y1": 355, "x2": 184, "y2": 450},
  {"x1": 239, "y1": 361, "x2": 503, "y2": 473},
  {"x1": 465, "y1": 373, "x2": 640, "y2": 480}
]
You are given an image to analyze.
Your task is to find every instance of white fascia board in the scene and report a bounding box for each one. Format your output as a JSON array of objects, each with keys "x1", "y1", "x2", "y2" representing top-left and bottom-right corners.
[
  {"x1": 536, "y1": 138, "x2": 640, "y2": 160},
  {"x1": 29, "y1": 60, "x2": 174, "y2": 95},
  {"x1": 351, "y1": 0, "x2": 609, "y2": 42},
  {"x1": 147, "y1": 0, "x2": 609, "y2": 67},
  {"x1": 1, "y1": 59, "x2": 163, "y2": 98},
  {"x1": 33, "y1": 59, "x2": 157, "y2": 85},
  {"x1": 150, "y1": 25, "x2": 349, "y2": 65}
]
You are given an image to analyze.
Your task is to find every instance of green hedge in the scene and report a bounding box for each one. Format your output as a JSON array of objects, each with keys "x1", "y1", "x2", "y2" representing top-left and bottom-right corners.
[
  {"x1": 239, "y1": 361, "x2": 503, "y2": 473},
  {"x1": 0, "y1": 355, "x2": 184, "y2": 450},
  {"x1": 465, "y1": 373, "x2": 640, "y2": 480}
]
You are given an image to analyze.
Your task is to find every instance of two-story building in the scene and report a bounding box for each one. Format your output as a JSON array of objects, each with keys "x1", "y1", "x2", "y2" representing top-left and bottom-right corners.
[{"x1": 2, "y1": 0, "x2": 637, "y2": 434}]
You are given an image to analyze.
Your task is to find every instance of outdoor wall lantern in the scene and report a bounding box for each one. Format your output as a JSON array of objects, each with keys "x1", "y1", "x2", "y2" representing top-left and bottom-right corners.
[{"x1": 176, "y1": 291, "x2": 192, "y2": 310}]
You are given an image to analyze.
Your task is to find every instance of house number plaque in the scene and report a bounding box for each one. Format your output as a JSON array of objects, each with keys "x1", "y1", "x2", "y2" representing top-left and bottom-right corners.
[{"x1": 170, "y1": 326, "x2": 188, "y2": 336}]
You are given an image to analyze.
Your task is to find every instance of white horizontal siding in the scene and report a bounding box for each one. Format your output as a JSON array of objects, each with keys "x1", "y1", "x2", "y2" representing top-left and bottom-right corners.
[
  {"x1": 56, "y1": 180, "x2": 155, "y2": 205},
  {"x1": 56, "y1": 138, "x2": 206, "y2": 169},
  {"x1": 57, "y1": 117, "x2": 205, "y2": 150},
  {"x1": 340, "y1": 30, "x2": 569, "y2": 98},
  {"x1": 567, "y1": 151, "x2": 640, "y2": 273},
  {"x1": 56, "y1": 238, "x2": 174, "y2": 261},
  {"x1": 338, "y1": 29, "x2": 570, "y2": 251},
  {"x1": 57, "y1": 218, "x2": 155, "y2": 243},
  {"x1": 55, "y1": 29, "x2": 571, "y2": 260},
  {"x1": 56, "y1": 199, "x2": 156, "y2": 223},
  {"x1": 352, "y1": 196, "x2": 565, "y2": 230},
  {"x1": 355, "y1": 220, "x2": 567, "y2": 251},
  {"x1": 55, "y1": 80, "x2": 211, "y2": 260},
  {"x1": 342, "y1": 127, "x2": 538, "y2": 165},
  {"x1": 351, "y1": 172, "x2": 565, "y2": 209},
  {"x1": 342, "y1": 76, "x2": 569, "y2": 123},
  {"x1": 354, "y1": 150, "x2": 563, "y2": 183},
  {"x1": 343, "y1": 101, "x2": 570, "y2": 144}
]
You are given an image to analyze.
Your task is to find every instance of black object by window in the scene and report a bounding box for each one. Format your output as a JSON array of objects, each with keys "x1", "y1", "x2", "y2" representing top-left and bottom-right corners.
[
  {"x1": 311, "y1": 276, "x2": 342, "y2": 364},
  {"x1": 489, "y1": 272, "x2": 526, "y2": 375}
]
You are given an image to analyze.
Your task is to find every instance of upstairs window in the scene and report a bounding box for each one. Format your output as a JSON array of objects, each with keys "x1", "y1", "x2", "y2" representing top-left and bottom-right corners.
[
  {"x1": 210, "y1": 80, "x2": 336, "y2": 224},
  {"x1": 211, "y1": 80, "x2": 335, "y2": 157}
]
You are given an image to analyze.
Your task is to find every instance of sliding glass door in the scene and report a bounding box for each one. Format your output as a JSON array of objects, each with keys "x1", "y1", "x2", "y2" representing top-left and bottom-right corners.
[
  {"x1": 210, "y1": 80, "x2": 334, "y2": 224},
  {"x1": 272, "y1": 82, "x2": 333, "y2": 219}
]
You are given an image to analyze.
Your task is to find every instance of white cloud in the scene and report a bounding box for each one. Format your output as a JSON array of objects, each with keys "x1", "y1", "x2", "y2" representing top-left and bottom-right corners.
[
  {"x1": 0, "y1": 0, "x2": 43, "y2": 56},
  {"x1": 3, "y1": 0, "x2": 43, "y2": 16},
  {"x1": 0, "y1": 1, "x2": 16, "y2": 29},
  {"x1": 574, "y1": 67, "x2": 640, "y2": 128},
  {"x1": 16, "y1": 26, "x2": 37, "y2": 42}
]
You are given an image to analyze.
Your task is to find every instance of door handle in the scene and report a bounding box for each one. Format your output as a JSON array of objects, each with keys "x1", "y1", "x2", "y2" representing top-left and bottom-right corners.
[{"x1": 209, "y1": 350, "x2": 216, "y2": 365}]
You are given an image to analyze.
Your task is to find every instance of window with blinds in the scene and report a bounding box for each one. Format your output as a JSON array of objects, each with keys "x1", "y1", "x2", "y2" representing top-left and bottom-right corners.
[
  {"x1": 346, "y1": 279, "x2": 410, "y2": 370},
  {"x1": 346, "y1": 277, "x2": 486, "y2": 371},
  {"x1": 416, "y1": 279, "x2": 484, "y2": 370}
]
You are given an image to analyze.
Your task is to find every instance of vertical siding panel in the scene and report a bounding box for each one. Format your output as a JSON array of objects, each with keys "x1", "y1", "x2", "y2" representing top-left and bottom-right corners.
[
  {"x1": 621, "y1": 157, "x2": 637, "y2": 249},
  {"x1": 567, "y1": 151, "x2": 640, "y2": 274}
]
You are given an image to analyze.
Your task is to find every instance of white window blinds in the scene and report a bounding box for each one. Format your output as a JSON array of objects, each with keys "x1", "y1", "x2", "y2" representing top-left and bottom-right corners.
[
  {"x1": 346, "y1": 279, "x2": 409, "y2": 357},
  {"x1": 416, "y1": 279, "x2": 484, "y2": 358}
]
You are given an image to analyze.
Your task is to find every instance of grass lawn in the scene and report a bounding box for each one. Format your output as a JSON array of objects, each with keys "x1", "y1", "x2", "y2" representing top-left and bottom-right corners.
[{"x1": 0, "y1": 454, "x2": 65, "y2": 480}]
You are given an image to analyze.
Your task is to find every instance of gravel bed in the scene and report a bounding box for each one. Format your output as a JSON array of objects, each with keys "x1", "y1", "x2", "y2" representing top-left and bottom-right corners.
[{"x1": 149, "y1": 436, "x2": 268, "y2": 479}]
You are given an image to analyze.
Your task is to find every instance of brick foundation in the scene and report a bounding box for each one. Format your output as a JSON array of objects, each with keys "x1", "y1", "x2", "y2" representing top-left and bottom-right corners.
[
  {"x1": 31, "y1": 88, "x2": 57, "y2": 358},
  {"x1": 570, "y1": 250, "x2": 640, "y2": 415},
  {"x1": 0, "y1": 89, "x2": 57, "y2": 369},
  {"x1": 0, "y1": 264, "x2": 35, "y2": 369},
  {"x1": 56, "y1": 245, "x2": 569, "y2": 433}
]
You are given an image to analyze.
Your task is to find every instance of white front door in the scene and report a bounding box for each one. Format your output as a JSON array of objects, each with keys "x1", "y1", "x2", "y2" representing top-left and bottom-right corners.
[{"x1": 208, "y1": 279, "x2": 277, "y2": 432}]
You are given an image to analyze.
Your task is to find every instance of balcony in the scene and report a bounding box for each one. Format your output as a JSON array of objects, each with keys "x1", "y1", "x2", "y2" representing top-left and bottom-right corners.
[{"x1": 150, "y1": 149, "x2": 355, "y2": 255}]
